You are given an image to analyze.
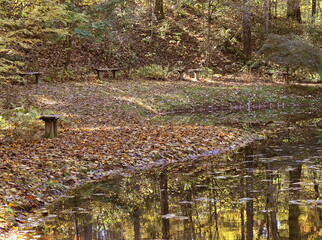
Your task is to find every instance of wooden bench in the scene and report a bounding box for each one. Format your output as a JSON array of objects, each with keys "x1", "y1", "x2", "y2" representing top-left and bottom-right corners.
[
  {"x1": 188, "y1": 69, "x2": 203, "y2": 81},
  {"x1": 96, "y1": 68, "x2": 121, "y2": 80},
  {"x1": 18, "y1": 72, "x2": 43, "y2": 84},
  {"x1": 264, "y1": 71, "x2": 289, "y2": 84},
  {"x1": 39, "y1": 115, "x2": 61, "y2": 138}
]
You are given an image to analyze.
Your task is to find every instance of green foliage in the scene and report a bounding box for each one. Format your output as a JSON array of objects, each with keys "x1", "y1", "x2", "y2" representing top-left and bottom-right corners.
[
  {"x1": 303, "y1": 23, "x2": 322, "y2": 48},
  {"x1": 134, "y1": 64, "x2": 172, "y2": 80},
  {"x1": 0, "y1": 0, "x2": 69, "y2": 80},
  {"x1": 200, "y1": 67, "x2": 214, "y2": 78},
  {"x1": 258, "y1": 34, "x2": 322, "y2": 74},
  {"x1": 55, "y1": 67, "x2": 89, "y2": 82},
  {"x1": 0, "y1": 0, "x2": 124, "y2": 80},
  {"x1": 0, "y1": 103, "x2": 43, "y2": 139}
]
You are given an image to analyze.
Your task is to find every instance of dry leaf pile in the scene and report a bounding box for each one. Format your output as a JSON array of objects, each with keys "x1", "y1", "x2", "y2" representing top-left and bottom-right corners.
[{"x1": 0, "y1": 80, "x2": 255, "y2": 230}]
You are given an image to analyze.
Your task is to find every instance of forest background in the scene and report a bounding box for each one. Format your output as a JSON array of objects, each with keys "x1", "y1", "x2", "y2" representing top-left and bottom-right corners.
[{"x1": 0, "y1": 0, "x2": 321, "y2": 82}]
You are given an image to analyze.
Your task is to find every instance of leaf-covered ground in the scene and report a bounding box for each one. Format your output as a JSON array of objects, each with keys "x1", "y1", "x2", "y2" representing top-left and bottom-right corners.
[{"x1": 0, "y1": 79, "x2": 321, "y2": 232}]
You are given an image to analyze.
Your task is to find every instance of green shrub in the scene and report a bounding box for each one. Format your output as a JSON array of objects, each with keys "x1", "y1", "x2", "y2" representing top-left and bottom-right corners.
[
  {"x1": 0, "y1": 104, "x2": 43, "y2": 139},
  {"x1": 200, "y1": 67, "x2": 214, "y2": 78},
  {"x1": 134, "y1": 64, "x2": 171, "y2": 80},
  {"x1": 258, "y1": 34, "x2": 322, "y2": 74}
]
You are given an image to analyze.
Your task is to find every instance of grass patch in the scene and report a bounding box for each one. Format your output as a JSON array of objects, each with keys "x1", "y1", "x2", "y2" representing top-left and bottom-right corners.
[{"x1": 101, "y1": 81, "x2": 321, "y2": 114}]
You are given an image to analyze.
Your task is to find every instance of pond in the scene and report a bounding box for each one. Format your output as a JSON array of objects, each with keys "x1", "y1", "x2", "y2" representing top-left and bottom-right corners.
[{"x1": 18, "y1": 110, "x2": 321, "y2": 240}]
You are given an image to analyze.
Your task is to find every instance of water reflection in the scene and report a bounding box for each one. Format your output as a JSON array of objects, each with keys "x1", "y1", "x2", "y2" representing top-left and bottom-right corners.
[{"x1": 24, "y1": 120, "x2": 321, "y2": 240}]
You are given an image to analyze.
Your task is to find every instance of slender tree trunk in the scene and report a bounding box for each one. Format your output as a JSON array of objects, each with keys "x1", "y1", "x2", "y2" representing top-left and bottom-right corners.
[
  {"x1": 265, "y1": 0, "x2": 271, "y2": 32},
  {"x1": 272, "y1": 0, "x2": 277, "y2": 18},
  {"x1": 266, "y1": 162, "x2": 278, "y2": 240},
  {"x1": 64, "y1": 36, "x2": 72, "y2": 69},
  {"x1": 154, "y1": 0, "x2": 164, "y2": 20},
  {"x1": 312, "y1": 0, "x2": 317, "y2": 21},
  {"x1": 245, "y1": 146, "x2": 254, "y2": 240},
  {"x1": 288, "y1": 166, "x2": 302, "y2": 239},
  {"x1": 160, "y1": 171, "x2": 170, "y2": 239},
  {"x1": 287, "y1": 0, "x2": 302, "y2": 23},
  {"x1": 243, "y1": 0, "x2": 252, "y2": 60},
  {"x1": 205, "y1": 0, "x2": 212, "y2": 66},
  {"x1": 84, "y1": 213, "x2": 93, "y2": 239},
  {"x1": 103, "y1": 34, "x2": 111, "y2": 67},
  {"x1": 133, "y1": 208, "x2": 141, "y2": 240},
  {"x1": 240, "y1": 176, "x2": 246, "y2": 240}
]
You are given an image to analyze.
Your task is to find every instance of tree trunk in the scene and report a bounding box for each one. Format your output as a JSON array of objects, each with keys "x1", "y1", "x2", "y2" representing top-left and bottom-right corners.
[
  {"x1": 312, "y1": 0, "x2": 317, "y2": 21},
  {"x1": 288, "y1": 165, "x2": 302, "y2": 239},
  {"x1": 64, "y1": 36, "x2": 72, "y2": 69},
  {"x1": 245, "y1": 146, "x2": 254, "y2": 240},
  {"x1": 205, "y1": 0, "x2": 213, "y2": 66},
  {"x1": 264, "y1": 0, "x2": 271, "y2": 32},
  {"x1": 160, "y1": 171, "x2": 170, "y2": 239},
  {"x1": 154, "y1": 0, "x2": 164, "y2": 20},
  {"x1": 243, "y1": 0, "x2": 252, "y2": 60},
  {"x1": 287, "y1": 0, "x2": 302, "y2": 23}
]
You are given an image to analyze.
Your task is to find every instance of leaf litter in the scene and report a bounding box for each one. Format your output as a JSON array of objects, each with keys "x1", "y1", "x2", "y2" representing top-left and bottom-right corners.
[{"x1": 0, "y1": 80, "x2": 258, "y2": 232}]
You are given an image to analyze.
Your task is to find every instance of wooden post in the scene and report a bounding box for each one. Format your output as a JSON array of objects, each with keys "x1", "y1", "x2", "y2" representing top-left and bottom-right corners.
[
  {"x1": 40, "y1": 115, "x2": 61, "y2": 138},
  {"x1": 96, "y1": 70, "x2": 104, "y2": 80},
  {"x1": 194, "y1": 71, "x2": 200, "y2": 81},
  {"x1": 282, "y1": 68, "x2": 290, "y2": 85},
  {"x1": 111, "y1": 69, "x2": 117, "y2": 79},
  {"x1": 35, "y1": 73, "x2": 40, "y2": 84},
  {"x1": 178, "y1": 69, "x2": 184, "y2": 80}
]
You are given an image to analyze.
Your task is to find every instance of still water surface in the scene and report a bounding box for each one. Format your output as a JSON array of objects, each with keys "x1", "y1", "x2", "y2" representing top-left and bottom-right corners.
[{"x1": 22, "y1": 114, "x2": 321, "y2": 240}]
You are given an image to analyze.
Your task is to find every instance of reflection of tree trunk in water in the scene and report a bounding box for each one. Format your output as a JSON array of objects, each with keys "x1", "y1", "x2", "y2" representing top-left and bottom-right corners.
[
  {"x1": 313, "y1": 172, "x2": 320, "y2": 199},
  {"x1": 266, "y1": 162, "x2": 278, "y2": 240},
  {"x1": 84, "y1": 213, "x2": 93, "y2": 240},
  {"x1": 73, "y1": 197, "x2": 80, "y2": 240},
  {"x1": 74, "y1": 212, "x2": 80, "y2": 240},
  {"x1": 288, "y1": 165, "x2": 302, "y2": 239},
  {"x1": 313, "y1": 171, "x2": 322, "y2": 229},
  {"x1": 245, "y1": 146, "x2": 254, "y2": 240},
  {"x1": 182, "y1": 188, "x2": 195, "y2": 240},
  {"x1": 133, "y1": 207, "x2": 141, "y2": 240},
  {"x1": 240, "y1": 176, "x2": 245, "y2": 240},
  {"x1": 210, "y1": 177, "x2": 219, "y2": 239},
  {"x1": 160, "y1": 171, "x2": 170, "y2": 240}
]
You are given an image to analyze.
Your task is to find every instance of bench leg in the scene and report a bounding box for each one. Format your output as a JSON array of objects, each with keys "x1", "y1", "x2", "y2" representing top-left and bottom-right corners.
[
  {"x1": 97, "y1": 71, "x2": 104, "y2": 80},
  {"x1": 53, "y1": 120, "x2": 58, "y2": 137},
  {"x1": 44, "y1": 120, "x2": 59, "y2": 138},
  {"x1": 44, "y1": 121, "x2": 55, "y2": 138},
  {"x1": 179, "y1": 71, "x2": 184, "y2": 81},
  {"x1": 35, "y1": 75, "x2": 40, "y2": 84},
  {"x1": 284, "y1": 75, "x2": 289, "y2": 85},
  {"x1": 112, "y1": 70, "x2": 116, "y2": 79},
  {"x1": 194, "y1": 72, "x2": 200, "y2": 81}
]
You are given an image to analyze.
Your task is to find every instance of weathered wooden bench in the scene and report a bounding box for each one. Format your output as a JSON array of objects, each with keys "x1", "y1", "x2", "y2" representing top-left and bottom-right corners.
[
  {"x1": 264, "y1": 71, "x2": 289, "y2": 84},
  {"x1": 39, "y1": 115, "x2": 61, "y2": 138},
  {"x1": 188, "y1": 69, "x2": 203, "y2": 81},
  {"x1": 18, "y1": 72, "x2": 43, "y2": 84},
  {"x1": 96, "y1": 68, "x2": 121, "y2": 80}
]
